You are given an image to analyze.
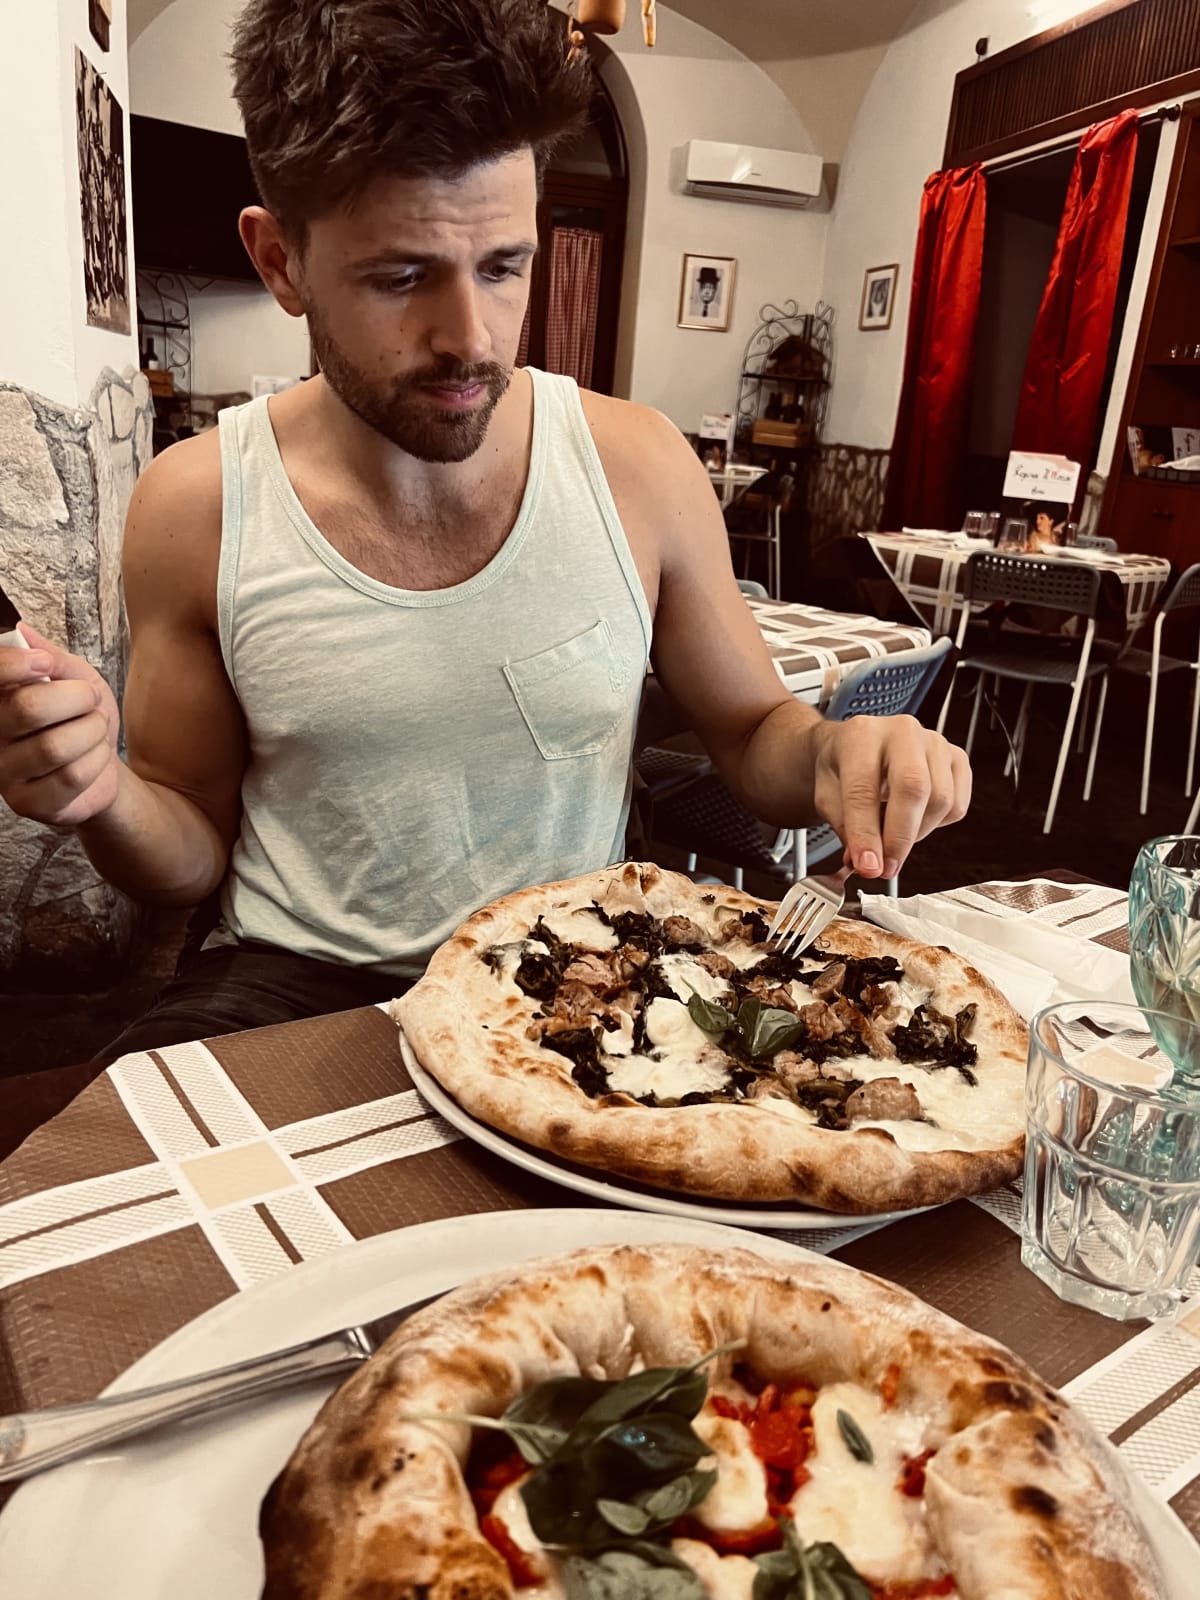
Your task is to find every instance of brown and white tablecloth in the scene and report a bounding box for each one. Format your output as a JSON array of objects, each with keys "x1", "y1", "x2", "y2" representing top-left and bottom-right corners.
[
  {"x1": 746, "y1": 597, "x2": 930, "y2": 707},
  {"x1": 863, "y1": 531, "x2": 1172, "y2": 637},
  {"x1": 1, "y1": 878, "x2": 1198, "y2": 1542}
]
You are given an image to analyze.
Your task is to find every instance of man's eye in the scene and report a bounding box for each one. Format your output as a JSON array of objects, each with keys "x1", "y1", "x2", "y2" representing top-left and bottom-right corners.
[
  {"x1": 483, "y1": 263, "x2": 523, "y2": 282},
  {"x1": 375, "y1": 275, "x2": 419, "y2": 294}
]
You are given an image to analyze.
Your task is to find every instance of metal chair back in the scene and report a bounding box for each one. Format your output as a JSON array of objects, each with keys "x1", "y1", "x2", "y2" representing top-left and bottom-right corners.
[
  {"x1": 960, "y1": 551, "x2": 1103, "y2": 619},
  {"x1": 1161, "y1": 563, "x2": 1200, "y2": 617},
  {"x1": 1075, "y1": 533, "x2": 1117, "y2": 552},
  {"x1": 736, "y1": 579, "x2": 769, "y2": 599},
  {"x1": 825, "y1": 637, "x2": 955, "y2": 722}
]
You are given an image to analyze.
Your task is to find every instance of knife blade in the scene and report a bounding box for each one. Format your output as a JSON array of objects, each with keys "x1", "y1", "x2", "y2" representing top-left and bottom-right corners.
[{"x1": 0, "y1": 1291, "x2": 442, "y2": 1483}]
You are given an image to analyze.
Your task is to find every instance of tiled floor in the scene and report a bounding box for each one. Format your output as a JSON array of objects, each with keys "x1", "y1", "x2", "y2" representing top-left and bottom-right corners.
[{"x1": 1, "y1": 666, "x2": 1191, "y2": 1074}]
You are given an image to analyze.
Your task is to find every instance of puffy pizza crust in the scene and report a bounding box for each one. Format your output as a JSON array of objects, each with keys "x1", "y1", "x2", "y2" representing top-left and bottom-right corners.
[
  {"x1": 394, "y1": 863, "x2": 1028, "y2": 1212},
  {"x1": 258, "y1": 1244, "x2": 1164, "y2": 1600}
]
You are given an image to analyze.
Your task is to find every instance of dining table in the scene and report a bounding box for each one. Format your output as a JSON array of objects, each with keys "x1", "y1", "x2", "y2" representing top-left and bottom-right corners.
[
  {"x1": 741, "y1": 595, "x2": 930, "y2": 708},
  {"x1": 862, "y1": 530, "x2": 1173, "y2": 638},
  {"x1": 0, "y1": 870, "x2": 1197, "y2": 1576}
]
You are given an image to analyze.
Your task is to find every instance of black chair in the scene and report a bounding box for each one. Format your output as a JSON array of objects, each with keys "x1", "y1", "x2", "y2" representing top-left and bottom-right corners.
[{"x1": 935, "y1": 552, "x2": 1111, "y2": 833}]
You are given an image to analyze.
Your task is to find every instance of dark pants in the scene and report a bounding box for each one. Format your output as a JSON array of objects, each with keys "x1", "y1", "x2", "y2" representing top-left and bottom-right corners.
[{"x1": 94, "y1": 941, "x2": 412, "y2": 1065}]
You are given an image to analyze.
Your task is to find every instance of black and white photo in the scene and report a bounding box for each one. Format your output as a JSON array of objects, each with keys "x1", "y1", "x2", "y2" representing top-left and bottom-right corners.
[
  {"x1": 859, "y1": 262, "x2": 899, "y2": 330},
  {"x1": 678, "y1": 253, "x2": 735, "y2": 332},
  {"x1": 76, "y1": 48, "x2": 130, "y2": 334}
]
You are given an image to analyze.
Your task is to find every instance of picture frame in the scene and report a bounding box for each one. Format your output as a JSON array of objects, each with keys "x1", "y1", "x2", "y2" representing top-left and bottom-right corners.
[
  {"x1": 678, "y1": 254, "x2": 736, "y2": 332},
  {"x1": 859, "y1": 263, "x2": 899, "y2": 331},
  {"x1": 88, "y1": 0, "x2": 112, "y2": 51}
]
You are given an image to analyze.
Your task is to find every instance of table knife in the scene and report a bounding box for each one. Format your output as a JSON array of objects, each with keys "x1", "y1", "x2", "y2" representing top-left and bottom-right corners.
[{"x1": 0, "y1": 1292, "x2": 440, "y2": 1483}]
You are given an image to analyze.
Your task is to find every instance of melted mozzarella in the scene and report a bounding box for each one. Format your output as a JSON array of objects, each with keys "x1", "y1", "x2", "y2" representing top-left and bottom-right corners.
[
  {"x1": 751, "y1": 1093, "x2": 817, "y2": 1124},
  {"x1": 605, "y1": 1047, "x2": 729, "y2": 1101},
  {"x1": 491, "y1": 1478, "x2": 559, "y2": 1593},
  {"x1": 655, "y1": 953, "x2": 732, "y2": 1006},
  {"x1": 847, "y1": 1047, "x2": 1025, "y2": 1152},
  {"x1": 692, "y1": 1412, "x2": 770, "y2": 1532},
  {"x1": 599, "y1": 1009, "x2": 636, "y2": 1057},
  {"x1": 646, "y1": 997, "x2": 719, "y2": 1053},
  {"x1": 790, "y1": 1382, "x2": 935, "y2": 1585},
  {"x1": 671, "y1": 1538, "x2": 758, "y2": 1600},
  {"x1": 539, "y1": 906, "x2": 618, "y2": 950},
  {"x1": 788, "y1": 979, "x2": 818, "y2": 1009}
]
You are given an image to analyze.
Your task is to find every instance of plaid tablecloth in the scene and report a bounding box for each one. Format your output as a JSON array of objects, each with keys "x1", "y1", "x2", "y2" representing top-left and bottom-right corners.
[
  {"x1": 863, "y1": 531, "x2": 1172, "y2": 638},
  {"x1": 746, "y1": 597, "x2": 930, "y2": 707},
  {"x1": 1, "y1": 877, "x2": 1198, "y2": 1544}
]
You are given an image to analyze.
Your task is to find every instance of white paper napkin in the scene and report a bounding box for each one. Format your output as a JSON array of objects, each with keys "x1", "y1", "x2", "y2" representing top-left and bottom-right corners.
[{"x1": 857, "y1": 891, "x2": 1134, "y2": 1021}]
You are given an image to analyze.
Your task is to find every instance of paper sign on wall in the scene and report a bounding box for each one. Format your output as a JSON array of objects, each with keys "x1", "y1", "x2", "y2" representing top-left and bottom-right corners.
[{"x1": 1003, "y1": 451, "x2": 1081, "y2": 503}]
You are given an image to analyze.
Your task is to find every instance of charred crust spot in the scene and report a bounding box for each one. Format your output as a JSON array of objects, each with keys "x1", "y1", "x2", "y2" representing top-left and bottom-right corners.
[
  {"x1": 547, "y1": 1119, "x2": 571, "y2": 1143},
  {"x1": 955, "y1": 1447, "x2": 972, "y2": 1466},
  {"x1": 1033, "y1": 1422, "x2": 1058, "y2": 1452},
  {"x1": 983, "y1": 1379, "x2": 1036, "y2": 1411},
  {"x1": 978, "y1": 1356, "x2": 1009, "y2": 1376},
  {"x1": 820, "y1": 1300, "x2": 832, "y2": 1311},
  {"x1": 335, "y1": 1447, "x2": 376, "y2": 1485},
  {"x1": 1012, "y1": 1485, "x2": 1060, "y2": 1520}
]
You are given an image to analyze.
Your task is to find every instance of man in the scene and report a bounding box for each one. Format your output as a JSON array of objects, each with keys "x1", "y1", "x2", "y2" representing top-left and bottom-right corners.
[
  {"x1": 0, "y1": 0, "x2": 970, "y2": 1057},
  {"x1": 696, "y1": 266, "x2": 720, "y2": 318}
]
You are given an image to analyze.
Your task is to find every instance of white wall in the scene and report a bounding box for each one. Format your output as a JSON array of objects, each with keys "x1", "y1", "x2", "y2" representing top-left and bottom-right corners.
[
  {"x1": 2, "y1": 2, "x2": 137, "y2": 405},
  {"x1": 587, "y1": 10, "x2": 828, "y2": 430},
  {"x1": 189, "y1": 282, "x2": 310, "y2": 393}
]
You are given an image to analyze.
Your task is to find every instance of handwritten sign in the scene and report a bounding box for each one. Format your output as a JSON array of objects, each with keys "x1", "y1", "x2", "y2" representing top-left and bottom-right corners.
[{"x1": 1003, "y1": 451, "x2": 1081, "y2": 503}]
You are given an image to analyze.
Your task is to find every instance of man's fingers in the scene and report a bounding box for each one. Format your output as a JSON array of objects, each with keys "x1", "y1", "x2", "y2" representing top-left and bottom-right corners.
[
  {"x1": 0, "y1": 709, "x2": 109, "y2": 787},
  {"x1": 10, "y1": 739, "x2": 114, "y2": 824},
  {"x1": 13, "y1": 625, "x2": 96, "y2": 684},
  {"x1": 827, "y1": 722, "x2": 888, "y2": 877},
  {"x1": 0, "y1": 680, "x2": 99, "y2": 741}
]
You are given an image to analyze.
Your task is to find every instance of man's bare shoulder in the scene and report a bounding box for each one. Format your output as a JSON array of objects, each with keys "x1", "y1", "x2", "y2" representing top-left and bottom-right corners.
[
  {"x1": 578, "y1": 388, "x2": 690, "y2": 470},
  {"x1": 123, "y1": 430, "x2": 224, "y2": 620}
]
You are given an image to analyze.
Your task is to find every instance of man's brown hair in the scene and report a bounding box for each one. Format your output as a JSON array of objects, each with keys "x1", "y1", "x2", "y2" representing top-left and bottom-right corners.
[{"x1": 230, "y1": 0, "x2": 593, "y2": 236}]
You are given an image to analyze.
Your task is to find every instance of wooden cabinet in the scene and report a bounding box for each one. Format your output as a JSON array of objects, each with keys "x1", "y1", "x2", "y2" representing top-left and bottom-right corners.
[{"x1": 1106, "y1": 473, "x2": 1200, "y2": 566}]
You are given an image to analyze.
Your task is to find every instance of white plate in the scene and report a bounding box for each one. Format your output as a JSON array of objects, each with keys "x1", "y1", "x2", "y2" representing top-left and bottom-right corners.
[
  {"x1": 400, "y1": 1032, "x2": 925, "y2": 1233},
  {"x1": 0, "y1": 1209, "x2": 1192, "y2": 1600},
  {"x1": 0, "y1": 1211, "x2": 815, "y2": 1599}
]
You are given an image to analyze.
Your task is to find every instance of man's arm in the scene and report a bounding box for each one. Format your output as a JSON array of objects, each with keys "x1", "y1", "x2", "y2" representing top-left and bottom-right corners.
[
  {"x1": 0, "y1": 435, "x2": 248, "y2": 905},
  {"x1": 641, "y1": 415, "x2": 970, "y2": 880}
]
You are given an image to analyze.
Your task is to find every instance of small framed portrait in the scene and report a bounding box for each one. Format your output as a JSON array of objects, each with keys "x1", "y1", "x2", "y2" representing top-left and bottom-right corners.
[
  {"x1": 859, "y1": 263, "x2": 899, "y2": 331},
  {"x1": 678, "y1": 254, "x2": 736, "y2": 332}
]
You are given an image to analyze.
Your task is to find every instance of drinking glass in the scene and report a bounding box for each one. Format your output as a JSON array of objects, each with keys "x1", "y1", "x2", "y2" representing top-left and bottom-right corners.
[
  {"x1": 997, "y1": 517, "x2": 1028, "y2": 552},
  {"x1": 981, "y1": 511, "x2": 1001, "y2": 541},
  {"x1": 962, "y1": 510, "x2": 986, "y2": 537},
  {"x1": 1062, "y1": 521, "x2": 1080, "y2": 546},
  {"x1": 1129, "y1": 836, "x2": 1200, "y2": 1079},
  {"x1": 1022, "y1": 1000, "x2": 1200, "y2": 1320}
]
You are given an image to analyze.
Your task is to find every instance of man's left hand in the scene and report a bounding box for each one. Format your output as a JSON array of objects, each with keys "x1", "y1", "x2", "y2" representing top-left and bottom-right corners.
[{"x1": 811, "y1": 715, "x2": 972, "y2": 880}]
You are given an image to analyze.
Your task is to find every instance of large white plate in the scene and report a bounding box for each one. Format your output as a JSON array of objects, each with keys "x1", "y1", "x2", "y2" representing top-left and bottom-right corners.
[
  {"x1": 0, "y1": 1208, "x2": 1192, "y2": 1599},
  {"x1": 400, "y1": 1032, "x2": 925, "y2": 1233},
  {"x1": 0, "y1": 1211, "x2": 814, "y2": 1599}
]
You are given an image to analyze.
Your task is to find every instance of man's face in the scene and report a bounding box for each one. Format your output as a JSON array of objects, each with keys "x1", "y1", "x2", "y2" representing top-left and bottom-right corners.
[
  {"x1": 699, "y1": 278, "x2": 717, "y2": 303},
  {"x1": 294, "y1": 151, "x2": 539, "y2": 463}
]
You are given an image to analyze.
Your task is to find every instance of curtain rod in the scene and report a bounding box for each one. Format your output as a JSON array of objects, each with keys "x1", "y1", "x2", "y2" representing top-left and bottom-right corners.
[{"x1": 981, "y1": 102, "x2": 1182, "y2": 177}]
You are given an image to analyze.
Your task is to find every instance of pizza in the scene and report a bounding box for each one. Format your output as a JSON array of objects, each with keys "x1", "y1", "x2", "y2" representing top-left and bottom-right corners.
[
  {"x1": 393, "y1": 863, "x2": 1028, "y2": 1213},
  {"x1": 258, "y1": 1243, "x2": 1165, "y2": 1600}
]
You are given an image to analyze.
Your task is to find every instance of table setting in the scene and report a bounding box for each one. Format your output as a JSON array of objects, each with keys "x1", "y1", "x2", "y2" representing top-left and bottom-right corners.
[{"x1": 1, "y1": 853, "x2": 1199, "y2": 1598}]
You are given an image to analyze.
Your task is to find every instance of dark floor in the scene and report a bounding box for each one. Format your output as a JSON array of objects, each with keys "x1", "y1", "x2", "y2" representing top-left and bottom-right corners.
[{"x1": 1, "y1": 666, "x2": 1192, "y2": 1074}]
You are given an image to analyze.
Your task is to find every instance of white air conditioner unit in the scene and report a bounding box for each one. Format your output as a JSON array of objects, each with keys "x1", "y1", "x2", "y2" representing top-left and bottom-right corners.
[{"x1": 684, "y1": 140, "x2": 824, "y2": 209}]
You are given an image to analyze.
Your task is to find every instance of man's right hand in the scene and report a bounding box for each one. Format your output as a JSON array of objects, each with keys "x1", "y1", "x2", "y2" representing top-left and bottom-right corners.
[{"x1": 0, "y1": 624, "x2": 121, "y2": 828}]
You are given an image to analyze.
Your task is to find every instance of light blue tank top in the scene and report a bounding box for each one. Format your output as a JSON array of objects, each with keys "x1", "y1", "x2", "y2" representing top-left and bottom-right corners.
[{"x1": 213, "y1": 369, "x2": 652, "y2": 975}]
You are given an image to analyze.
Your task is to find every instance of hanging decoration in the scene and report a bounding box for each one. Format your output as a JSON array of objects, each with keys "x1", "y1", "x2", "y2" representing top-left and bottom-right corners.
[{"x1": 568, "y1": 0, "x2": 655, "y2": 54}]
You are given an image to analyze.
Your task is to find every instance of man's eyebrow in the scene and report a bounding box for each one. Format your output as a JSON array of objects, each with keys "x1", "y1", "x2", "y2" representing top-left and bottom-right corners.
[{"x1": 351, "y1": 242, "x2": 538, "y2": 271}]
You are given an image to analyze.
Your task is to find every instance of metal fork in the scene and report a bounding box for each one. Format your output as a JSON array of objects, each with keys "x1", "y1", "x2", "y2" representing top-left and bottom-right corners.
[{"x1": 765, "y1": 864, "x2": 853, "y2": 958}]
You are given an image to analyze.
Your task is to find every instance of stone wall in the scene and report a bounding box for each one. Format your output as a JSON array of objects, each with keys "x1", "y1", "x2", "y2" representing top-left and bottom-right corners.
[{"x1": 0, "y1": 368, "x2": 153, "y2": 983}]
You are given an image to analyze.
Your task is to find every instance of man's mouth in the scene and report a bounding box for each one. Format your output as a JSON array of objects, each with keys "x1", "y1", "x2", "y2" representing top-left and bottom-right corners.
[{"x1": 421, "y1": 380, "x2": 488, "y2": 409}]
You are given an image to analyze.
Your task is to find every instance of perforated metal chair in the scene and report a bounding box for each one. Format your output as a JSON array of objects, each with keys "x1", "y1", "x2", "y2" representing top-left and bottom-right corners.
[
  {"x1": 1090, "y1": 563, "x2": 1200, "y2": 814},
  {"x1": 1074, "y1": 533, "x2": 1118, "y2": 552},
  {"x1": 635, "y1": 638, "x2": 955, "y2": 893},
  {"x1": 737, "y1": 578, "x2": 769, "y2": 599},
  {"x1": 935, "y1": 552, "x2": 1110, "y2": 833}
]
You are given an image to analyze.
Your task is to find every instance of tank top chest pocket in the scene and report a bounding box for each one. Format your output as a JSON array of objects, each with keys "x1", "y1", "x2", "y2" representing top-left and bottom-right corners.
[{"x1": 503, "y1": 618, "x2": 636, "y2": 761}]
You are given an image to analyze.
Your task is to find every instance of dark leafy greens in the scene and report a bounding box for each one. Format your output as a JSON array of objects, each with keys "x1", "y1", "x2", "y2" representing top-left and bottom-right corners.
[{"x1": 753, "y1": 1518, "x2": 873, "y2": 1600}]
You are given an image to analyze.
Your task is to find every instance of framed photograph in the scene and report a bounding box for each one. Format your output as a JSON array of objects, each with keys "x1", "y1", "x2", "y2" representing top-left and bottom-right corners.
[
  {"x1": 678, "y1": 254, "x2": 736, "y2": 332},
  {"x1": 859, "y1": 263, "x2": 899, "y2": 331},
  {"x1": 88, "y1": 0, "x2": 112, "y2": 51},
  {"x1": 76, "y1": 47, "x2": 130, "y2": 334}
]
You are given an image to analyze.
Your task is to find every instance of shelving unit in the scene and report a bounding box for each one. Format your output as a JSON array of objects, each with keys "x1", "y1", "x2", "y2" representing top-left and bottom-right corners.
[
  {"x1": 1102, "y1": 104, "x2": 1200, "y2": 563},
  {"x1": 733, "y1": 300, "x2": 833, "y2": 469}
]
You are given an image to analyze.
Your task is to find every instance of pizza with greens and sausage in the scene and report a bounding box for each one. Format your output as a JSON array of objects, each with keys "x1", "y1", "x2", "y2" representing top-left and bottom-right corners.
[
  {"x1": 394, "y1": 863, "x2": 1028, "y2": 1214},
  {"x1": 259, "y1": 1244, "x2": 1164, "y2": 1600}
]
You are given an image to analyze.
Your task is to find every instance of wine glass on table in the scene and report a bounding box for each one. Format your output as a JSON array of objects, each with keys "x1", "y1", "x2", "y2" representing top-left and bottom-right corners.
[{"x1": 1128, "y1": 836, "x2": 1200, "y2": 1079}]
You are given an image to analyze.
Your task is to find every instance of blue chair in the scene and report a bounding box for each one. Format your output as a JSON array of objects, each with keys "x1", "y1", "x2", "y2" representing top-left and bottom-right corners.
[
  {"x1": 634, "y1": 637, "x2": 955, "y2": 894},
  {"x1": 737, "y1": 578, "x2": 769, "y2": 599}
]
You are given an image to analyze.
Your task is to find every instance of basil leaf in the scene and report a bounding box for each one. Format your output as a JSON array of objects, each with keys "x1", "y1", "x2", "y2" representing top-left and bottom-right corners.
[
  {"x1": 639, "y1": 1465, "x2": 718, "y2": 1523},
  {"x1": 736, "y1": 999, "x2": 805, "y2": 1060},
  {"x1": 836, "y1": 1409, "x2": 874, "y2": 1465},
  {"x1": 596, "y1": 1498, "x2": 653, "y2": 1536},
  {"x1": 807, "y1": 1542, "x2": 872, "y2": 1600},
  {"x1": 687, "y1": 993, "x2": 734, "y2": 1036},
  {"x1": 561, "y1": 1548, "x2": 707, "y2": 1600},
  {"x1": 594, "y1": 1414, "x2": 710, "y2": 1485},
  {"x1": 521, "y1": 1458, "x2": 609, "y2": 1548},
  {"x1": 505, "y1": 1376, "x2": 609, "y2": 1438},
  {"x1": 577, "y1": 1364, "x2": 708, "y2": 1430},
  {"x1": 753, "y1": 1520, "x2": 873, "y2": 1600}
]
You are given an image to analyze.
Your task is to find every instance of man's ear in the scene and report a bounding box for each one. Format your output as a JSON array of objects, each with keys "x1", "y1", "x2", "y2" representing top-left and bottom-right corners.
[{"x1": 239, "y1": 207, "x2": 306, "y2": 318}]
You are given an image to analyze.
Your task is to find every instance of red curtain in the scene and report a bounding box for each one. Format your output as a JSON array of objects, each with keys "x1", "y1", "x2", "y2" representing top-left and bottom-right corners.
[
  {"x1": 1012, "y1": 110, "x2": 1139, "y2": 470},
  {"x1": 544, "y1": 227, "x2": 603, "y2": 388},
  {"x1": 881, "y1": 165, "x2": 988, "y2": 531}
]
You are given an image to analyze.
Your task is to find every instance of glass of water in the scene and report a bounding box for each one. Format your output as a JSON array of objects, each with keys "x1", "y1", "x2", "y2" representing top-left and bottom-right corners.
[
  {"x1": 1128, "y1": 836, "x2": 1200, "y2": 1082},
  {"x1": 1022, "y1": 1001, "x2": 1200, "y2": 1320}
]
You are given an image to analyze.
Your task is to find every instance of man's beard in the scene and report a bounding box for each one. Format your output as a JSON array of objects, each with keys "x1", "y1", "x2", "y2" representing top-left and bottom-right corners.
[{"x1": 308, "y1": 314, "x2": 511, "y2": 464}]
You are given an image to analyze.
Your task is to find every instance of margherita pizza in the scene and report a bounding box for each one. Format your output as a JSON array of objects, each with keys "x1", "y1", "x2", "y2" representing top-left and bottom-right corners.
[
  {"x1": 259, "y1": 1244, "x2": 1164, "y2": 1600},
  {"x1": 394, "y1": 864, "x2": 1028, "y2": 1213}
]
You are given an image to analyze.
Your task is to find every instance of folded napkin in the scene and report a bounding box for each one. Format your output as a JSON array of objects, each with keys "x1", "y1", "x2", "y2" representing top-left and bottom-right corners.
[{"x1": 857, "y1": 889, "x2": 1134, "y2": 1022}]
